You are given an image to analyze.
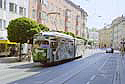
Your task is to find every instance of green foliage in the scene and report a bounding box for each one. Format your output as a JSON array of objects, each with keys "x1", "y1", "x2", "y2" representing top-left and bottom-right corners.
[
  {"x1": 7, "y1": 17, "x2": 40, "y2": 43},
  {"x1": 76, "y1": 36, "x2": 87, "y2": 41},
  {"x1": 39, "y1": 24, "x2": 49, "y2": 32},
  {"x1": 55, "y1": 31, "x2": 75, "y2": 37},
  {"x1": 88, "y1": 41, "x2": 92, "y2": 45},
  {"x1": 76, "y1": 36, "x2": 83, "y2": 39},
  {"x1": 56, "y1": 31, "x2": 64, "y2": 33},
  {"x1": 84, "y1": 41, "x2": 87, "y2": 45},
  {"x1": 56, "y1": 31, "x2": 75, "y2": 37},
  {"x1": 75, "y1": 36, "x2": 88, "y2": 45},
  {"x1": 88, "y1": 40, "x2": 94, "y2": 45},
  {"x1": 63, "y1": 32, "x2": 75, "y2": 37},
  {"x1": 56, "y1": 31, "x2": 88, "y2": 42}
]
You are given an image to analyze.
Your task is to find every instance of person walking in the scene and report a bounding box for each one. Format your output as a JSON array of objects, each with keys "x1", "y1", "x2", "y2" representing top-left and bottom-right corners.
[
  {"x1": 27, "y1": 44, "x2": 32, "y2": 62},
  {"x1": 120, "y1": 40, "x2": 125, "y2": 58},
  {"x1": 120, "y1": 46, "x2": 125, "y2": 57}
]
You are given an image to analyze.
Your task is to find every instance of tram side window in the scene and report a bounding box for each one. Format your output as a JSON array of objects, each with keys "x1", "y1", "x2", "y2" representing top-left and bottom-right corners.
[
  {"x1": 50, "y1": 42, "x2": 58, "y2": 49},
  {"x1": 40, "y1": 41, "x2": 49, "y2": 48},
  {"x1": 34, "y1": 40, "x2": 41, "y2": 48},
  {"x1": 35, "y1": 41, "x2": 41, "y2": 45}
]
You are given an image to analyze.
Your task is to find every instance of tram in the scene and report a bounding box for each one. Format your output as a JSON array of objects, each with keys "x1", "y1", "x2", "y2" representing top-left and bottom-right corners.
[{"x1": 32, "y1": 32, "x2": 85, "y2": 64}]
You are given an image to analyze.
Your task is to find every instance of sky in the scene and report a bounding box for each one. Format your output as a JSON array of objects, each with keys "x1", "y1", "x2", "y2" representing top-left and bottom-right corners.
[{"x1": 72, "y1": 0, "x2": 125, "y2": 29}]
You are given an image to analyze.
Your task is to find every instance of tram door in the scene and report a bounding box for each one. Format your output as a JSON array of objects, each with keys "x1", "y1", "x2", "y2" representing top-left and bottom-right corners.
[{"x1": 50, "y1": 41, "x2": 58, "y2": 62}]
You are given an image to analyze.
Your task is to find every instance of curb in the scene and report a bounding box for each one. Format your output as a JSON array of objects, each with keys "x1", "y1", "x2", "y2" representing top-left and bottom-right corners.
[{"x1": 0, "y1": 57, "x2": 18, "y2": 63}]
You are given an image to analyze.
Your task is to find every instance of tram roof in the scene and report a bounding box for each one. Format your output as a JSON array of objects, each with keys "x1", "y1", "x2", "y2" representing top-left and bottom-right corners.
[{"x1": 40, "y1": 32, "x2": 74, "y2": 40}]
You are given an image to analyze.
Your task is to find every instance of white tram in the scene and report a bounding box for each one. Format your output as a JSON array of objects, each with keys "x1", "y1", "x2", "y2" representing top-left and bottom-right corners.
[{"x1": 32, "y1": 32, "x2": 85, "y2": 64}]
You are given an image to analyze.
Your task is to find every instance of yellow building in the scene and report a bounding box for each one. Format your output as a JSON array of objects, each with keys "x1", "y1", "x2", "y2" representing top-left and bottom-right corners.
[{"x1": 98, "y1": 28, "x2": 112, "y2": 48}]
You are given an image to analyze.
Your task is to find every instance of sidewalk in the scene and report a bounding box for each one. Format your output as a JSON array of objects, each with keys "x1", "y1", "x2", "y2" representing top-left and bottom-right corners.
[
  {"x1": 0, "y1": 57, "x2": 18, "y2": 63},
  {"x1": 0, "y1": 49, "x2": 105, "y2": 63},
  {"x1": 83, "y1": 48, "x2": 105, "y2": 58}
]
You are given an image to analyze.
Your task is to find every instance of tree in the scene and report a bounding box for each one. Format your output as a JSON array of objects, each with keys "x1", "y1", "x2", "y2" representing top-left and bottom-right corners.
[
  {"x1": 63, "y1": 32, "x2": 75, "y2": 37},
  {"x1": 39, "y1": 24, "x2": 49, "y2": 32},
  {"x1": 7, "y1": 17, "x2": 40, "y2": 61},
  {"x1": 7, "y1": 17, "x2": 40, "y2": 43},
  {"x1": 88, "y1": 40, "x2": 94, "y2": 45}
]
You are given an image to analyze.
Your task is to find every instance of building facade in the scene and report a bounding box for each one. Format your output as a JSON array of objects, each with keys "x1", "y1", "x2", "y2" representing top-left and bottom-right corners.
[
  {"x1": 111, "y1": 16, "x2": 125, "y2": 49},
  {"x1": 0, "y1": 0, "x2": 88, "y2": 39},
  {"x1": 89, "y1": 31, "x2": 99, "y2": 47},
  {"x1": 28, "y1": 0, "x2": 37, "y2": 20},
  {"x1": 0, "y1": 0, "x2": 29, "y2": 39},
  {"x1": 98, "y1": 27, "x2": 112, "y2": 48},
  {"x1": 33, "y1": 0, "x2": 88, "y2": 38},
  {"x1": 89, "y1": 32, "x2": 99, "y2": 41}
]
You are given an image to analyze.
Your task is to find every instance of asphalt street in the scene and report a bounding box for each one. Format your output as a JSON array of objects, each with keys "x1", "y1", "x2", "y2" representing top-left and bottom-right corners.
[{"x1": 0, "y1": 50, "x2": 123, "y2": 84}]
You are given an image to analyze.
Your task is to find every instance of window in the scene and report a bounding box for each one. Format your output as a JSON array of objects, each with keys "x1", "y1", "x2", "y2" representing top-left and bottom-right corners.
[
  {"x1": 3, "y1": 20, "x2": 6, "y2": 28},
  {"x1": 43, "y1": 0, "x2": 48, "y2": 6},
  {"x1": 0, "y1": 19, "x2": 2, "y2": 29},
  {"x1": 32, "y1": 9, "x2": 35, "y2": 18},
  {"x1": 24, "y1": 8, "x2": 26, "y2": 16},
  {"x1": 42, "y1": 12, "x2": 45, "y2": 19},
  {"x1": 40, "y1": 0, "x2": 42, "y2": 3},
  {"x1": 0, "y1": 19, "x2": 6, "y2": 30},
  {"x1": 0, "y1": 0, "x2": 6, "y2": 9},
  {"x1": 9, "y1": 3, "x2": 17, "y2": 13},
  {"x1": 9, "y1": 3, "x2": 14, "y2": 12},
  {"x1": 0, "y1": 0, "x2": 2, "y2": 8},
  {"x1": 41, "y1": 11, "x2": 48, "y2": 23},
  {"x1": 19, "y1": 7, "x2": 26, "y2": 16},
  {"x1": 4, "y1": 0, "x2": 6, "y2": 9},
  {"x1": 19, "y1": 7, "x2": 23, "y2": 15},
  {"x1": 15, "y1": 4, "x2": 17, "y2": 13},
  {"x1": 39, "y1": 12, "x2": 41, "y2": 19}
]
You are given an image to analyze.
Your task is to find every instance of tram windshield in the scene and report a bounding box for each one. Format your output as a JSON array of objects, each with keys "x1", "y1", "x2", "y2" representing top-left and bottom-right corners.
[{"x1": 34, "y1": 40, "x2": 49, "y2": 48}]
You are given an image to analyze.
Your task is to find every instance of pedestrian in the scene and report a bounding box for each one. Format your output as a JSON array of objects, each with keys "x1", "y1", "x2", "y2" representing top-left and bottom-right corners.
[
  {"x1": 10, "y1": 47, "x2": 15, "y2": 56},
  {"x1": 15, "y1": 45, "x2": 19, "y2": 57},
  {"x1": 120, "y1": 39, "x2": 125, "y2": 59},
  {"x1": 27, "y1": 44, "x2": 32, "y2": 62},
  {"x1": 120, "y1": 45, "x2": 125, "y2": 59}
]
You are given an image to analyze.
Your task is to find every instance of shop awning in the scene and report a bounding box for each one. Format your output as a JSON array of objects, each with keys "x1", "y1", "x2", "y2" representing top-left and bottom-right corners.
[{"x1": 0, "y1": 40, "x2": 17, "y2": 44}]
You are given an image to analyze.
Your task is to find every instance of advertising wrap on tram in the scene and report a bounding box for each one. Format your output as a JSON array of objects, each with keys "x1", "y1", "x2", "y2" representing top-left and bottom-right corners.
[{"x1": 32, "y1": 32, "x2": 85, "y2": 64}]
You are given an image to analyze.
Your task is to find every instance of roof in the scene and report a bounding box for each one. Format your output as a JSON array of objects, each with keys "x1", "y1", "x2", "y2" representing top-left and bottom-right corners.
[
  {"x1": 64, "y1": 0, "x2": 80, "y2": 10},
  {"x1": 40, "y1": 32, "x2": 74, "y2": 40},
  {"x1": 112, "y1": 16, "x2": 125, "y2": 25},
  {"x1": 0, "y1": 40, "x2": 17, "y2": 44},
  {"x1": 64, "y1": 0, "x2": 88, "y2": 16}
]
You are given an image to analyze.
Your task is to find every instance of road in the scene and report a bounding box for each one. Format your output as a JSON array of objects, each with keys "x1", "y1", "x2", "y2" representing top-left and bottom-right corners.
[{"x1": 0, "y1": 50, "x2": 123, "y2": 84}]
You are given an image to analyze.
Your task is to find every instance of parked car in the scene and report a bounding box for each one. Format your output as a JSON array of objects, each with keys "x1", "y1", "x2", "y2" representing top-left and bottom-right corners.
[{"x1": 106, "y1": 48, "x2": 114, "y2": 53}]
